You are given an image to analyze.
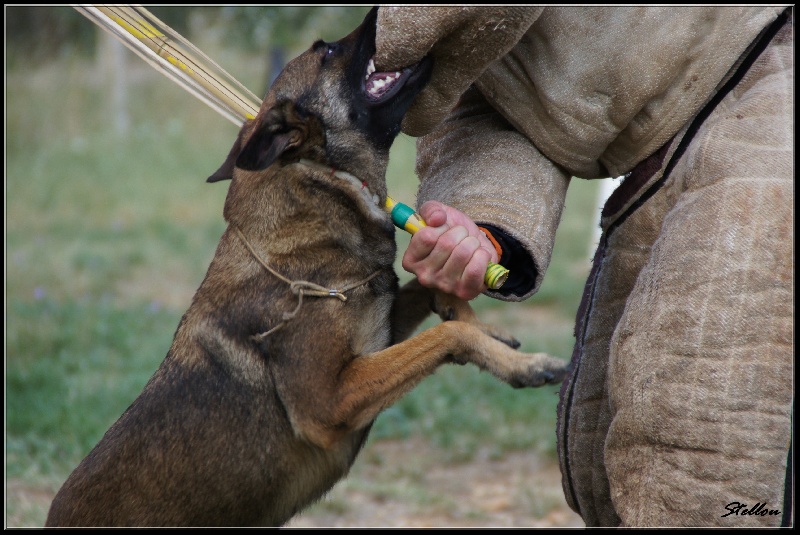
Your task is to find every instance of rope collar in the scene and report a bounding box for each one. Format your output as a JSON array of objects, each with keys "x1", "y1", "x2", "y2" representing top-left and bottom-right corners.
[{"x1": 234, "y1": 226, "x2": 380, "y2": 340}]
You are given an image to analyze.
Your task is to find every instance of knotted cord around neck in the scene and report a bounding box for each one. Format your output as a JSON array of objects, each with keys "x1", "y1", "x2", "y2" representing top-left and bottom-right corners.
[{"x1": 234, "y1": 226, "x2": 380, "y2": 340}]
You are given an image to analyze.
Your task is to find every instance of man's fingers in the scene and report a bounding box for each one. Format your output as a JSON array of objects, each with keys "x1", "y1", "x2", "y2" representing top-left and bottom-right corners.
[
  {"x1": 432, "y1": 226, "x2": 470, "y2": 267},
  {"x1": 406, "y1": 226, "x2": 468, "y2": 287},
  {"x1": 401, "y1": 201, "x2": 498, "y2": 300},
  {"x1": 420, "y1": 201, "x2": 499, "y2": 264},
  {"x1": 461, "y1": 247, "x2": 492, "y2": 297},
  {"x1": 403, "y1": 224, "x2": 448, "y2": 265},
  {"x1": 419, "y1": 201, "x2": 448, "y2": 227},
  {"x1": 444, "y1": 236, "x2": 488, "y2": 300},
  {"x1": 441, "y1": 235, "x2": 480, "y2": 281}
]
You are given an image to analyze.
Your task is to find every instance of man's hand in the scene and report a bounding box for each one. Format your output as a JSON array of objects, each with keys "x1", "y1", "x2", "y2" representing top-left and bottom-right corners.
[{"x1": 402, "y1": 201, "x2": 499, "y2": 301}]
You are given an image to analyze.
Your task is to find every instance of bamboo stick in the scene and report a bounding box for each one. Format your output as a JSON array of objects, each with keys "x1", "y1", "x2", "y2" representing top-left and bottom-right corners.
[{"x1": 73, "y1": 4, "x2": 260, "y2": 125}]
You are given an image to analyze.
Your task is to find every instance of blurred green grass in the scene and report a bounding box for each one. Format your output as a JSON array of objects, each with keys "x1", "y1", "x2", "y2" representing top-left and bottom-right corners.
[{"x1": 5, "y1": 23, "x2": 600, "y2": 526}]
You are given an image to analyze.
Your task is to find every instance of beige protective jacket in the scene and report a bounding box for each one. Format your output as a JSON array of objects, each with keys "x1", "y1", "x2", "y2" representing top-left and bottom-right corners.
[{"x1": 377, "y1": 6, "x2": 793, "y2": 527}]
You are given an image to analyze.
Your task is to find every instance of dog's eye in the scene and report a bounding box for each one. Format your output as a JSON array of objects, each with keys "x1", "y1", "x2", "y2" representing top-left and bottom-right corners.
[{"x1": 312, "y1": 40, "x2": 338, "y2": 64}]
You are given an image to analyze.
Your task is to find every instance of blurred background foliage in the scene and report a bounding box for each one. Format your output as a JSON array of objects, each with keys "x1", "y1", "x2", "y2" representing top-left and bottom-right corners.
[
  {"x1": 6, "y1": 5, "x2": 600, "y2": 527},
  {"x1": 6, "y1": 6, "x2": 370, "y2": 91},
  {"x1": 5, "y1": 5, "x2": 371, "y2": 54}
]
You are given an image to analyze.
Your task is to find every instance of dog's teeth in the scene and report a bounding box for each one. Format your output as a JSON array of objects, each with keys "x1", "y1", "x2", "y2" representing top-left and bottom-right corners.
[{"x1": 365, "y1": 60, "x2": 403, "y2": 98}]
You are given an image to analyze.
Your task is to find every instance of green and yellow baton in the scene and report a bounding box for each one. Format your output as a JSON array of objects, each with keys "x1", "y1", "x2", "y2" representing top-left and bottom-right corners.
[{"x1": 386, "y1": 196, "x2": 509, "y2": 290}]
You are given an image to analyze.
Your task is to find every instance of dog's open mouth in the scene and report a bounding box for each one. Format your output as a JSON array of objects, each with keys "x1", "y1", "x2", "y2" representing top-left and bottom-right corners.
[{"x1": 364, "y1": 57, "x2": 420, "y2": 103}]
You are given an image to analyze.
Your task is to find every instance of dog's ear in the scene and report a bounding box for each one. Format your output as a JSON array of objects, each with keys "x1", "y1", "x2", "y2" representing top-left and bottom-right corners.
[
  {"x1": 235, "y1": 101, "x2": 310, "y2": 172},
  {"x1": 207, "y1": 120, "x2": 252, "y2": 183},
  {"x1": 206, "y1": 102, "x2": 312, "y2": 182}
]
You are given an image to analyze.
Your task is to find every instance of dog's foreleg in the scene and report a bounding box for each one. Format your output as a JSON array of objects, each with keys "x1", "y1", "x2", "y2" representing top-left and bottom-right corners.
[
  {"x1": 393, "y1": 279, "x2": 523, "y2": 349},
  {"x1": 430, "y1": 289, "x2": 524, "y2": 349},
  {"x1": 298, "y1": 321, "x2": 567, "y2": 447}
]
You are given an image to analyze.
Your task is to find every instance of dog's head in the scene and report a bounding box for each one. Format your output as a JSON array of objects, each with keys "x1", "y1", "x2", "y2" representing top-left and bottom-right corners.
[{"x1": 208, "y1": 7, "x2": 433, "y2": 202}]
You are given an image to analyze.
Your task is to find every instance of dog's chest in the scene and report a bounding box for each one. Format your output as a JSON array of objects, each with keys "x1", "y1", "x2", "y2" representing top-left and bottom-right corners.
[{"x1": 350, "y1": 293, "x2": 394, "y2": 355}]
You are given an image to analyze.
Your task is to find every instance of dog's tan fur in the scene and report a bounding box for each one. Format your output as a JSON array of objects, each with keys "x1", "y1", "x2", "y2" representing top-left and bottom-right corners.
[{"x1": 45, "y1": 8, "x2": 567, "y2": 527}]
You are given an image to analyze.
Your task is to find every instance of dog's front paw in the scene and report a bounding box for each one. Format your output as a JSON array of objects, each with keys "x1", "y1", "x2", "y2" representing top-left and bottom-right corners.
[{"x1": 507, "y1": 353, "x2": 569, "y2": 388}]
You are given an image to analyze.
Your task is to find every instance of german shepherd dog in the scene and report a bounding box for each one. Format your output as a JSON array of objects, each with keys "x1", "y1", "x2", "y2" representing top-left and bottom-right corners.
[{"x1": 46, "y1": 7, "x2": 567, "y2": 527}]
